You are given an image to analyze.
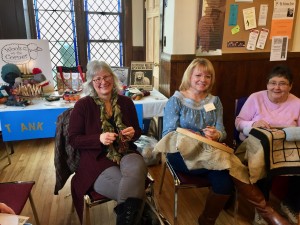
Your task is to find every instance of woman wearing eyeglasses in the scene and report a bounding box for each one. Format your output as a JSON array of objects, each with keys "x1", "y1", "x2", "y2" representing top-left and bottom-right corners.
[
  {"x1": 68, "y1": 60, "x2": 147, "y2": 225},
  {"x1": 235, "y1": 64, "x2": 299, "y2": 225}
]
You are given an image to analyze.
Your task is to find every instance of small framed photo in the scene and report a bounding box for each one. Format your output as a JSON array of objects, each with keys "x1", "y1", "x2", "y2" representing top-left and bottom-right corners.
[
  {"x1": 130, "y1": 61, "x2": 153, "y2": 91},
  {"x1": 111, "y1": 67, "x2": 130, "y2": 86}
]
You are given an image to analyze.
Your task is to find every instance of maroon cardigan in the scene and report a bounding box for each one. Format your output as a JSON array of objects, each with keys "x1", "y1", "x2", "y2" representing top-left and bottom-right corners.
[{"x1": 68, "y1": 95, "x2": 142, "y2": 223}]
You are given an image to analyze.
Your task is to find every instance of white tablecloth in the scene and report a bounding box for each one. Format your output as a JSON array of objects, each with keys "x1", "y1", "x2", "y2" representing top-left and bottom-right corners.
[{"x1": 133, "y1": 88, "x2": 168, "y2": 118}]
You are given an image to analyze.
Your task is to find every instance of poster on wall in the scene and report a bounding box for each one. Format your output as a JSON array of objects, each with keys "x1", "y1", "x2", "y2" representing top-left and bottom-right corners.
[
  {"x1": 196, "y1": 0, "x2": 226, "y2": 56},
  {"x1": 0, "y1": 39, "x2": 54, "y2": 92},
  {"x1": 270, "y1": 36, "x2": 288, "y2": 61},
  {"x1": 270, "y1": 0, "x2": 295, "y2": 39}
]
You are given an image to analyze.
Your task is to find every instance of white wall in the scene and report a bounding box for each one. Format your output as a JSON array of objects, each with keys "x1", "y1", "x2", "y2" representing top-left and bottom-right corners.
[
  {"x1": 163, "y1": 0, "x2": 198, "y2": 54},
  {"x1": 132, "y1": 0, "x2": 144, "y2": 46}
]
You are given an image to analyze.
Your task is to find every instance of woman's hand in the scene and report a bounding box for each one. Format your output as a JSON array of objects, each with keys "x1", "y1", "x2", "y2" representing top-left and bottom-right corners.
[
  {"x1": 0, "y1": 202, "x2": 16, "y2": 214},
  {"x1": 100, "y1": 132, "x2": 118, "y2": 145},
  {"x1": 120, "y1": 127, "x2": 135, "y2": 140},
  {"x1": 252, "y1": 120, "x2": 270, "y2": 129},
  {"x1": 203, "y1": 126, "x2": 220, "y2": 141}
]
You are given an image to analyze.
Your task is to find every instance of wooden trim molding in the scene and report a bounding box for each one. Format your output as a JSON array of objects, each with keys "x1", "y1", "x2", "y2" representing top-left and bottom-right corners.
[{"x1": 123, "y1": 0, "x2": 133, "y2": 67}]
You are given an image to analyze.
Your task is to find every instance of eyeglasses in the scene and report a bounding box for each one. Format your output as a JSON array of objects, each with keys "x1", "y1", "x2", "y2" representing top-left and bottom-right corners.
[
  {"x1": 267, "y1": 81, "x2": 289, "y2": 87},
  {"x1": 92, "y1": 75, "x2": 112, "y2": 84}
]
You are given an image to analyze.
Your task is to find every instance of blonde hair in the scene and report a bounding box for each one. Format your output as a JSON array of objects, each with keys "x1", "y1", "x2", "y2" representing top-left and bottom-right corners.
[{"x1": 179, "y1": 58, "x2": 215, "y2": 93}]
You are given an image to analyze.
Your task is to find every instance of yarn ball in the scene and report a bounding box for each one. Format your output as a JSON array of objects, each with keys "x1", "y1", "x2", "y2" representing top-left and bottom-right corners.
[
  {"x1": 1, "y1": 64, "x2": 21, "y2": 85},
  {"x1": 32, "y1": 67, "x2": 42, "y2": 74}
]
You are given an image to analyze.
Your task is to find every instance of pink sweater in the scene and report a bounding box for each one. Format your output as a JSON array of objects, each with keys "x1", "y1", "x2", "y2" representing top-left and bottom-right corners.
[{"x1": 235, "y1": 90, "x2": 300, "y2": 140}]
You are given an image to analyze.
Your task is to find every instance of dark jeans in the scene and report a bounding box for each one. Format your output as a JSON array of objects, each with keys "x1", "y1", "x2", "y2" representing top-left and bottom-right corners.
[{"x1": 167, "y1": 152, "x2": 234, "y2": 195}]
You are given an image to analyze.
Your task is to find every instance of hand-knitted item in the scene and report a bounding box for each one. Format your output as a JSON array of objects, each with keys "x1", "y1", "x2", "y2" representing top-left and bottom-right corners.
[{"x1": 93, "y1": 89, "x2": 130, "y2": 164}]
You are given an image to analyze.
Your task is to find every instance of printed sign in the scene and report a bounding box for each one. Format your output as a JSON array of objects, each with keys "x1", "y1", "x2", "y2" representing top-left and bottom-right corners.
[{"x1": 0, "y1": 39, "x2": 54, "y2": 91}]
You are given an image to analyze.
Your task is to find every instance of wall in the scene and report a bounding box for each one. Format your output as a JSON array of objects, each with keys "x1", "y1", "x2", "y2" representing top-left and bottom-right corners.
[
  {"x1": 132, "y1": 0, "x2": 144, "y2": 46},
  {"x1": 163, "y1": 0, "x2": 198, "y2": 54}
]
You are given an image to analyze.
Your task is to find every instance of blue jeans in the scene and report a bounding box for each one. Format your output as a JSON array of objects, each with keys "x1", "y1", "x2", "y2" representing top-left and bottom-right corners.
[{"x1": 167, "y1": 152, "x2": 233, "y2": 195}]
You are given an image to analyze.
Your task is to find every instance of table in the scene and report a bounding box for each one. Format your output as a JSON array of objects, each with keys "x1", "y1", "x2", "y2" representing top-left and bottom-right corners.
[{"x1": 0, "y1": 88, "x2": 168, "y2": 142}]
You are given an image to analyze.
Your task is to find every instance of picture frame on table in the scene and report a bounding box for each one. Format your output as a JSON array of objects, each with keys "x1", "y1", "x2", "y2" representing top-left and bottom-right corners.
[
  {"x1": 130, "y1": 61, "x2": 153, "y2": 91},
  {"x1": 111, "y1": 67, "x2": 130, "y2": 87}
]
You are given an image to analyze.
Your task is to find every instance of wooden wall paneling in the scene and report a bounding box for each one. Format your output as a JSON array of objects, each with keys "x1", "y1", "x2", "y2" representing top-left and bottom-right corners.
[
  {"x1": 123, "y1": 0, "x2": 133, "y2": 67},
  {"x1": 159, "y1": 59, "x2": 170, "y2": 96},
  {"x1": 132, "y1": 46, "x2": 146, "y2": 61}
]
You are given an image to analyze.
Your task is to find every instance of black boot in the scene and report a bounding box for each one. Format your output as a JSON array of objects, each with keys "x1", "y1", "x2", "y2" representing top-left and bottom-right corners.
[{"x1": 114, "y1": 198, "x2": 144, "y2": 225}]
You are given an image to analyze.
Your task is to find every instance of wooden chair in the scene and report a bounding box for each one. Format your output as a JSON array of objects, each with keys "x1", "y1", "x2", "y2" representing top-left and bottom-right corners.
[
  {"x1": 82, "y1": 173, "x2": 155, "y2": 225},
  {"x1": 159, "y1": 157, "x2": 211, "y2": 224},
  {"x1": 0, "y1": 181, "x2": 40, "y2": 225}
]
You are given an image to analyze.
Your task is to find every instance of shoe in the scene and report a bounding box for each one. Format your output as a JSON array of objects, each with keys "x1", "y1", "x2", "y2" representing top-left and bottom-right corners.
[
  {"x1": 140, "y1": 201, "x2": 161, "y2": 225},
  {"x1": 280, "y1": 202, "x2": 298, "y2": 225},
  {"x1": 233, "y1": 178, "x2": 291, "y2": 225},
  {"x1": 253, "y1": 209, "x2": 268, "y2": 225}
]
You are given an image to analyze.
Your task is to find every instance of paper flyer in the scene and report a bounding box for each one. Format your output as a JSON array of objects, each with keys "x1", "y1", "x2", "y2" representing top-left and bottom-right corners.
[
  {"x1": 243, "y1": 7, "x2": 257, "y2": 30},
  {"x1": 270, "y1": 36, "x2": 288, "y2": 61}
]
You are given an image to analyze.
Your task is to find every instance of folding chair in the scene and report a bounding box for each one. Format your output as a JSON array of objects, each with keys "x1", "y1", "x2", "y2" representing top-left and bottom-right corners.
[
  {"x1": 159, "y1": 157, "x2": 211, "y2": 224},
  {"x1": 0, "y1": 181, "x2": 40, "y2": 225}
]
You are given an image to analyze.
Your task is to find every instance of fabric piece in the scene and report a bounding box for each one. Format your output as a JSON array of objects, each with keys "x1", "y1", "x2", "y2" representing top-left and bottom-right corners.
[
  {"x1": 250, "y1": 128, "x2": 300, "y2": 177},
  {"x1": 176, "y1": 132, "x2": 231, "y2": 170},
  {"x1": 283, "y1": 127, "x2": 300, "y2": 141},
  {"x1": 237, "y1": 128, "x2": 300, "y2": 183},
  {"x1": 154, "y1": 131, "x2": 250, "y2": 183},
  {"x1": 236, "y1": 134, "x2": 267, "y2": 183}
]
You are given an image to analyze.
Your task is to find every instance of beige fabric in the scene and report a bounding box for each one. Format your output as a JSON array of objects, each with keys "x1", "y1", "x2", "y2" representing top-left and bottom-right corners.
[
  {"x1": 235, "y1": 135, "x2": 267, "y2": 183},
  {"x1": 154, "y1": 131, "x2": 250, "y2": 183}
]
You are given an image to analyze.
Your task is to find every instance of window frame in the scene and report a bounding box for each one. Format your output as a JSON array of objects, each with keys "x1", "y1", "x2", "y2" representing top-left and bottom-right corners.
[{"x1": 26, "y1": 0, "x2": 132, "y2": 71}]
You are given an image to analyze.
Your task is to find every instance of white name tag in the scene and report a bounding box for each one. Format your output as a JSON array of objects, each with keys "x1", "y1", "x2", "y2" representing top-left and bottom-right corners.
[{"x1": 204, "y1": 103, "x2": 216, "y2": 112}]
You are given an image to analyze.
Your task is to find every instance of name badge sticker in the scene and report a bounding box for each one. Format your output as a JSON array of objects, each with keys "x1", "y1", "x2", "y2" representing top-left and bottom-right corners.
[{"x1": 204, "y1": 103, "x2": 216, "y2": 112}]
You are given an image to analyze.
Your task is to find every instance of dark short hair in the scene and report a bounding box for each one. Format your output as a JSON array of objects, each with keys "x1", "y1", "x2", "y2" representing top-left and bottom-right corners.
[{"x1": 267, "y1": 65, "x2": 293, "y2": 84}]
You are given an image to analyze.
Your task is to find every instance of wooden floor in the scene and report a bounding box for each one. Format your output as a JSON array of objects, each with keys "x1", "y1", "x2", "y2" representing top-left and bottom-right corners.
[{"x1": 0, "y1": 138, "x2": 256, "y2": 225}]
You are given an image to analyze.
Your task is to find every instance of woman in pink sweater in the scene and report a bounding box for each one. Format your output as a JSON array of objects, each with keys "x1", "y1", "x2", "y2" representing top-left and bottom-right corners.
[{"x1": 235, "y1": 65, "x2": 299, "y2": 225}]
